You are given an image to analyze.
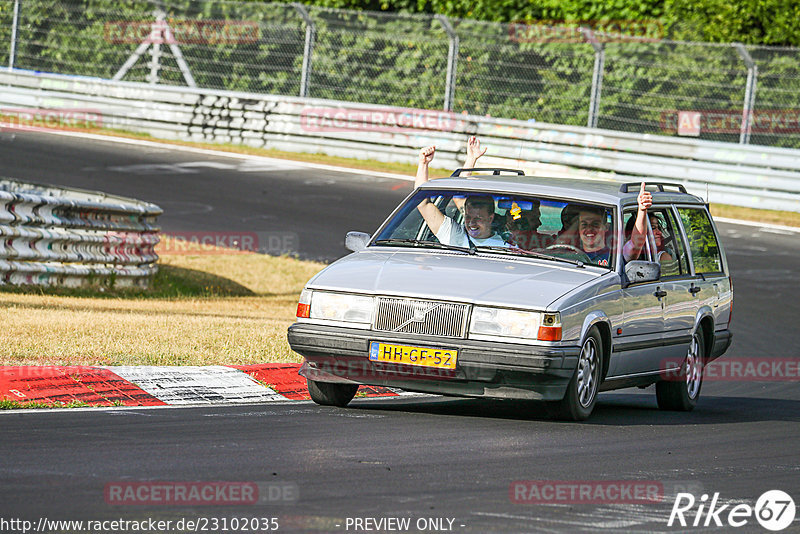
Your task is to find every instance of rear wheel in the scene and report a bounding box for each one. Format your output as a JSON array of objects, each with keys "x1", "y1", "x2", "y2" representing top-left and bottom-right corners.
[
  {"x1": 656, "y1": 330, "x2": 704, "y2": 411},
  {"x1": 557, "y1": 327, "x2": 602, "y2": 421},
  {"x1": 306, "y1": 379, "x2": 358, "y2": 407}
]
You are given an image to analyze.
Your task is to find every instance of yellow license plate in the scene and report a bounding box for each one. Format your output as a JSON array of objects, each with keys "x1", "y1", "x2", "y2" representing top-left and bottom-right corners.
[{"x1": 369, "y1": 342, "x2": 457, "y2": 369}]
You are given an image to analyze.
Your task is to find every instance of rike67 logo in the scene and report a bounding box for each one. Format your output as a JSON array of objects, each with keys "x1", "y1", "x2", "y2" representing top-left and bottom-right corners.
[{"x1": 668, "y1": 490, "x2": 795, "y2": 531}]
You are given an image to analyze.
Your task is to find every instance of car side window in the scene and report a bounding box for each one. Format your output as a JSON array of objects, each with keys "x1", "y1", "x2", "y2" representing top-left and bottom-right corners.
[
  {"x1": 677, "y1": 207, "x2": 723, "y2": 274},
  {"x1": 623, "y1": 209, "x2": 653, "y2": 261},
  {"x1": 661, "y1": 209, "x2": 690, "y2": 277}
]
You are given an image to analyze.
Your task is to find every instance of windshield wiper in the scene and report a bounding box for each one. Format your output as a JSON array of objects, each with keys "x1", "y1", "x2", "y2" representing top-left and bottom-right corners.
[
  {"x1": 373, "y1": 238, "x2": 475, "y2": 254},
  {"x1": 474, "y1": 246, "x2": 586, "y2": 268}
]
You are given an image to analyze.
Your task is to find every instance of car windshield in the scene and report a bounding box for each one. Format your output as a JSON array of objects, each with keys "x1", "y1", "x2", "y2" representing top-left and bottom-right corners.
[{"x1": 372, "y1": 189, "x2": 617, "y2": 269}]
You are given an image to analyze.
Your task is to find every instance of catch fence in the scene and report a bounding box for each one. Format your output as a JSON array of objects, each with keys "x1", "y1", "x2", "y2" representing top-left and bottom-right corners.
[{"x1": 2, "y1": 0, "x2": 799, "y2": 148}]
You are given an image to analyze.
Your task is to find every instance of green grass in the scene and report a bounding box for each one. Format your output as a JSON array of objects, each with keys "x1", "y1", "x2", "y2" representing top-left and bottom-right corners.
[{"x1": 0, "y1": 399, "x2": 90, "y2": 409}]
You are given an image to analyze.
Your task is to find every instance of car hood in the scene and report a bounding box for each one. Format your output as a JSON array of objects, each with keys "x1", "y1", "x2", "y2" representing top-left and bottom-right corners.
[{"x1": 307, "y1": 249, "x2": 603, "y2": 310}]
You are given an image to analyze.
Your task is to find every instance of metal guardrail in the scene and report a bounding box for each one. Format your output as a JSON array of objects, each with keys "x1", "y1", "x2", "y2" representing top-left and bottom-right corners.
[
  {"x1": 1, "y1": 70, "x2": 799, "y2": 213},
  {"x1": 0, "y1": 177, "x2": 161, "y2": 287}
]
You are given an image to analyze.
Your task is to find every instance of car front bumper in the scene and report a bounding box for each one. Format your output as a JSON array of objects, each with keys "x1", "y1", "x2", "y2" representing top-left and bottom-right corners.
[{"x1": 287, "y1": 323, "x2": 582, "y2": 401}]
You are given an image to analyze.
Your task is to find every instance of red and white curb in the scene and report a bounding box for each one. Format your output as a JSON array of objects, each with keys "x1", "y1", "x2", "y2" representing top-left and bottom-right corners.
[{"x1": 0, "y1": 364, "x2": 410, "y2": 407}]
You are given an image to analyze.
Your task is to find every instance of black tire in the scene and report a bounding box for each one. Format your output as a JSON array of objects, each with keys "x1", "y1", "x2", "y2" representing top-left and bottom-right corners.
[
  {"x1": 656, "y1": 330, "x2": 705, "y2": 411},
  {"x1": 556, "y1": 327, "x2": 603, "y2": 421},
  {"x1": 306, "y1": 379, "x2": 358, "y2": 407}
]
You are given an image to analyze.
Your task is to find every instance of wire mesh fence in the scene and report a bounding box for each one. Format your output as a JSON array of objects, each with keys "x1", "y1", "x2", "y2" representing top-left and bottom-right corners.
[
  {"x1": 2, "y1": 0, "x2": 799, "y2": 148},
  {"x1": 452, "y1": 18, "x2": 596, "y2": 125}
]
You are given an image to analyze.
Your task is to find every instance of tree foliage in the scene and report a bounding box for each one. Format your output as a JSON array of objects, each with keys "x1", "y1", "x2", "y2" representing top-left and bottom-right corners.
[
  {"x1": 307, "y1": 0, "x2": 799, "y2": 46},
  {"x1": 2, "y1": 0, "x2": 798, "y2": 147}
]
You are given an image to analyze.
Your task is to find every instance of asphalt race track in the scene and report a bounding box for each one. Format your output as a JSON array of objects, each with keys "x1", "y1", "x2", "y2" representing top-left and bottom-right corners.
[
  {"x1": 0, "y1": 131, "x2": 411, "y2": 262},
  {"x1": 1, "y1": 131, "x2": 799, "y2": 533}
]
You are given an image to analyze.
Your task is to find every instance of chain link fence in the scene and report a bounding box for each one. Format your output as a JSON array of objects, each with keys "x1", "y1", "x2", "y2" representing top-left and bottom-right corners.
[{"x1": 2, "y1": 0, "x2": 799, "y2": 148}]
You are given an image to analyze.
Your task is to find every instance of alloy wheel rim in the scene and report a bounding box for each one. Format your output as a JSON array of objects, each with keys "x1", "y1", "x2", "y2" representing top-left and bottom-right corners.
[
  {"x1": 577, "y1": 338, "x2": 599, "y2": 408},
  {"x1": 685, "y1": 334, "x2": 703, "y2": 399}
]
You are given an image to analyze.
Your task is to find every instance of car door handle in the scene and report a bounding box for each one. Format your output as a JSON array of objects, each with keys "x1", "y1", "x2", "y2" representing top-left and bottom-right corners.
[
  {"x1": 689, "y1": 285, "x2": 702, "y2": 295},
  {"x1": 654, "y1": 290, "x2": 667, "y2": 298}
]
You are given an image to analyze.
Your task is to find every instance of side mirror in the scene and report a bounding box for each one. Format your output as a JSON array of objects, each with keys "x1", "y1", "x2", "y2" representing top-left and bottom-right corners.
[
  {"x1": 624, "y1": 260, "x2": 661, "y2": 285},
  {"x1": 345, "y1": 231, "x2": 371, "y2": 252}
]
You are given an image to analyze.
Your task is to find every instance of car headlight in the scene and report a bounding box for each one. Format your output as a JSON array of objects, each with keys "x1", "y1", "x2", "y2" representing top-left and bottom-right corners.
[
  {"x1": 469, "y1": 307, "x2": 561, "y2": 342},
  {"x1": 303, "y1": 290, "x2": 374, "y2": 327}
]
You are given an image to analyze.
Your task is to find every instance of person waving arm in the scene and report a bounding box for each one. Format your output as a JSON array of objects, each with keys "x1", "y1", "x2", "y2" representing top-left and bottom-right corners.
[
  {"x1": 415, "y1": 145, "x2": 446, "y2": 234},
  {"x1": 623, "y1": 182, "x2": 651, "y2": 261}
]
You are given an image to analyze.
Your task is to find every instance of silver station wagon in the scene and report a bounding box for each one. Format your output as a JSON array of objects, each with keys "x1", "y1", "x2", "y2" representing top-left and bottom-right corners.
[{"x1": 288, "y1": 170, "x2": 733, "y2": 420}]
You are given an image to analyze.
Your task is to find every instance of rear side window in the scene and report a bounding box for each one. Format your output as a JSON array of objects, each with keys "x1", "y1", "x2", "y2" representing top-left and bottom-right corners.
[{"x1": 677, "y1": 208, "x2": 723, "y2": 274}]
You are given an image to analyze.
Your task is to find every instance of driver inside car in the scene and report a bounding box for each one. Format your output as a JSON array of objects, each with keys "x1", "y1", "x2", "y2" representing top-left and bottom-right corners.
[
  {"x1": 576, "y1": 206, "x2": 612, "y2": 266},
  {"x1": 415, "y1": 144, "x2": 507, "y2": 248}
]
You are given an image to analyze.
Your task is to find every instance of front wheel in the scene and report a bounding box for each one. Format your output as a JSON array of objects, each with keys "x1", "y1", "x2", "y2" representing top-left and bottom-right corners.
[
  {"x1": 556, "y1": 327, "x2": 603, "y2": 421},
  {"x1": 306, "y1": 379, "x2": 358, "y2": 407},
  {"x1": 656, "y1": 330, "x2": 705, "y2": 411}
]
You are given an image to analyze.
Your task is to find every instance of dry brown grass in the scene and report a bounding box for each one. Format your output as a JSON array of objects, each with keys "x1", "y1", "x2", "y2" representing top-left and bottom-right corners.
[
  {"x1": 710, "y1": 203, "x2": 800, "y2": 228},
  {"x1": 0, "y1": 237, "x2": 325, "y2": 366}
]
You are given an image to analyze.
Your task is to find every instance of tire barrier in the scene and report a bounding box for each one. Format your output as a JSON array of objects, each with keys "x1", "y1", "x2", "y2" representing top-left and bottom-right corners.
[
  {"x1": 1, "y1": 69, "x2": 800, "y2": 212},
  {"x1": 0, "y1": 178, "x2": 161, "y2": 288}
]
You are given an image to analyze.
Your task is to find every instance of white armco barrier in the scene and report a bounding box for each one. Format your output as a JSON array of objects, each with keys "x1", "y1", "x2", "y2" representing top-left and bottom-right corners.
[
  {"x1": 1, "y1": 70, "x2": 800, "y2": 212},
  {"x1": 0, "y1": 178, "x2": 161, "y2": 287}
]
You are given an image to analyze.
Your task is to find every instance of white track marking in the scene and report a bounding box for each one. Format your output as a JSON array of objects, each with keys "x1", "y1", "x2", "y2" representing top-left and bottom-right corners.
[
  {"x1": 108, "y1": 365, "x2": 288, "y2": 404},
  {"x1": 31, "y1": 129, "x2": 414, "y2": 180}
]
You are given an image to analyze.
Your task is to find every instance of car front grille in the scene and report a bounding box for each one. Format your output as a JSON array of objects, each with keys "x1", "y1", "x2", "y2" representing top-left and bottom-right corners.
[{"x1": 374, "y1": 297, "x2": 468, "y2": 338}]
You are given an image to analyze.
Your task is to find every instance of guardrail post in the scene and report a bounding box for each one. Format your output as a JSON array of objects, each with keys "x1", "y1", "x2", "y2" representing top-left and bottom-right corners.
[
  {"x1": 435, "y1": 15, "x2": 458, "y2": 112},
  {"x1": 8, "y1": 0, "x2": 20, "y2": 71},
  {"x1": 582, "y1": 27, "x2": 605, "y2": 129},
  {"x1": 148, "y1": 39, "x2": 162, "y2": 85},
  {"x1": 733, "y1": 43, "x2": 758, "y2": 145},
  {"x1": 292, "y1": 3, "x2": 315, "y2": 98}
]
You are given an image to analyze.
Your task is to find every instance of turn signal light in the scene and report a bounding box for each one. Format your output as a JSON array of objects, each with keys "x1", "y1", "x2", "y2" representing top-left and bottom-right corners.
[
  {"x1": 296, "y1": 288, "x2": 311, "y2": 318},
  {"x1": 537, "y1": 313, "x2": 562, "y2": 341},
  {"x1": 537, "y1": 325, "x2": 562, "y2": 341},
  {"x1": 296, "y1": 302, "x2": 310, "y2": 318}
]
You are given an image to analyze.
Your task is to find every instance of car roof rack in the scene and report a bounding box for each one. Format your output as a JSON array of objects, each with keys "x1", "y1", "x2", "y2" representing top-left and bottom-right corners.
[
  {"x1": 450, "y1": 168, "x2": 525, "y2": 177},
  {"x1": 619, "y1": 182, "x2": 688, "y2": 194}
]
